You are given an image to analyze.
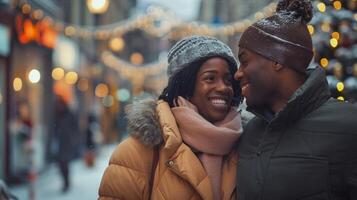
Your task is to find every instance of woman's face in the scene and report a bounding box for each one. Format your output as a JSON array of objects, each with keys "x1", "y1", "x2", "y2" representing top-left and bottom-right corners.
[{"x1": 189, "y1": 57, "x2": 234, "y2": 123}]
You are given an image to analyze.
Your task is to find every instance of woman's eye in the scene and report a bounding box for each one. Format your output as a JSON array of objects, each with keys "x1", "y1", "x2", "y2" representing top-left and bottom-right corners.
[{"x1": 204, "y1": 76, "x2": 215, "y2": 81}]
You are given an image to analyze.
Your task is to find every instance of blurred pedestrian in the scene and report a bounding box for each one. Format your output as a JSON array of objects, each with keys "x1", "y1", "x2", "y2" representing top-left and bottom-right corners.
[
  {"x1": 53, "y1": 95, "x2": 79, "y2": 193},
  {"x1": 235, "y1": 0, "x2": 357, "y2": 199},
  {"x1": 99, "y1": 35, "x2": 244, "y2": 200},
  {"x1": 9, "y1": 101, "x2": 35, "y2": 199},
  {"x1": 84, "y1": 113, "x2": 97, "y2": 167},
  {"x1": 9, "y1": 101, "x2": 33, "y2": 178}
]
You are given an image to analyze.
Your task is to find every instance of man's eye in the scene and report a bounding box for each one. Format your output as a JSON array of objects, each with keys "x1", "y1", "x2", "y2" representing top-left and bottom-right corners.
[{"x1": 225, "y1": 77, "x2": 233, "y2": 85}]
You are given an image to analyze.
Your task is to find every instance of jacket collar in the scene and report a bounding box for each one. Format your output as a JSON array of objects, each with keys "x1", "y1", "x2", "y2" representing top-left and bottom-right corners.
[{"x1": 248, "y1": 67, "x2": 331, "y2": 129}]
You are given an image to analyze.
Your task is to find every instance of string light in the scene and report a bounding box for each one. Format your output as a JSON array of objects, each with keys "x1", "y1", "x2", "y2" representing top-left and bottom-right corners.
[
  {"x1": 109, "y1": 37, "x2": 125, "y2": 52},
  {"x1": 336, "y1": 82, "x2": 344, "y2": 92},
  {"x1": 307, "y1": 24, "x2": 314, "y2": 35},
  {"x1": 254, "y1": 12, "x2": 265, "y2": 20},
  {"x1": 65, "y1": 26, "x2": 76, "y2": 36},
  {"x1": 130, "y1": 52, "x2": 144, "y2": 65},
  {"x1": 77, "y1": 78, "x2": 89, "y2": 92},
  {"x1": 64, "y1": 71, "x2": 78, "y2": 85},
  {"x1": 321, "y1": 22, "x2": 331, "y2": 32},
  {"x1": 95, "y1": 83, "x2": 109, "y2": 98},
  {"x1": 13, "y1": 77, "x2": 23, "y2": 92},
  {"x1": 320, "y1": 58, "x2": 329, "y2": 68},
  {"x1": 52, "y1": 67, "x2": 65, "y2": 80},
  {"x1": 101, "y1": 51, "x2": 167, "y2": 79},
  {"x1": 337, "y1": 96, "x2": 345, "y2": 101},
  {"x1": 21, "y1": 3, "x2": 31, "y2": 14},
  {"x1": 333, "y1": 1, "x2": 342, "y2": 10},
  {"x1": 15, "y1": 2, "x2": 277, "y2": 40},
  {"x1": 87, "y1": 0, "x2": 110, "y2": 14},
  {"x1": 331, "y1": 32, "x2": 340, "y2": 40},
  {"x1": 330, "y1": 38, "x2": 338, "y2": 48},
  {"x1": 28, "y1": 69, "x2": 41, "y2": 83},
  {"x1": 317, "y1": 2, "x2": 326, "y2": 12}
]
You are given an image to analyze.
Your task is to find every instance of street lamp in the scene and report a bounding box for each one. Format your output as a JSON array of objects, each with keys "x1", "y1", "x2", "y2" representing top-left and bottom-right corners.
[{"x1": 87, "y1": 0, "x2": 110, "y2": 14}]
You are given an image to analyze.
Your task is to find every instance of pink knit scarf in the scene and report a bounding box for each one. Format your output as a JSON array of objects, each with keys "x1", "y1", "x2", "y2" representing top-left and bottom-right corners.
[{"x1": 171, "y1": 97, "x2": 242, "y2": 200}]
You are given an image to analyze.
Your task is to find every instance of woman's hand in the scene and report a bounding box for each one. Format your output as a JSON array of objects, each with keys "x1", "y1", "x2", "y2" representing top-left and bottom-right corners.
[{"x1": 175, "y1": 96, "x2": 198, "y2": 112}]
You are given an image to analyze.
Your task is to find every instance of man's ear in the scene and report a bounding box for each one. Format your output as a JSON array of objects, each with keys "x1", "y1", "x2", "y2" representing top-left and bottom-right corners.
[{"x1": 273, "y1": 61, "x2": 284, "y2": 71}]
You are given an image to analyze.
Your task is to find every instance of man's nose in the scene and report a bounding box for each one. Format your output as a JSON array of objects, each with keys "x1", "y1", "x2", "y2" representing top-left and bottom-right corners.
[{"x1": 234, "y1": 67, "x2": 243, "y2": 81}]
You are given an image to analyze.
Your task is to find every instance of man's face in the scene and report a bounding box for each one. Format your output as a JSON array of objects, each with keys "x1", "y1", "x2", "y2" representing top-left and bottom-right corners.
[{"x1": 234, "y1": 48, "x2": 277, "y2": 108}]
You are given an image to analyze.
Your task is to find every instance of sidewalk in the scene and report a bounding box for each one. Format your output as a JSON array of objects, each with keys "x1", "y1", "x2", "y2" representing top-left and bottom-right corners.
[{"x1": 10, "y1": 144, "x2": 116, "y2": 200}]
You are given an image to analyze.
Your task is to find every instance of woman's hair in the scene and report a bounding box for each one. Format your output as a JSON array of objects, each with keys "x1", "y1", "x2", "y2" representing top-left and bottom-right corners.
[{"x1": 159, "y1": 57, "x2": 242, "y2": 107}]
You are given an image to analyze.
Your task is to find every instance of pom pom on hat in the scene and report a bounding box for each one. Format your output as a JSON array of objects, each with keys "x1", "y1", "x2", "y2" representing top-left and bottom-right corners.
[{"x1": 276, "y1": 0, "x2": 313, "y2": 23}]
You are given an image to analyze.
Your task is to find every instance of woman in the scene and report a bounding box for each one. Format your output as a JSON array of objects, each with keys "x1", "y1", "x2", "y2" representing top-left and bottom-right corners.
[{"x1": 98, "y1": 35, "x2": 243, "y2": 200}]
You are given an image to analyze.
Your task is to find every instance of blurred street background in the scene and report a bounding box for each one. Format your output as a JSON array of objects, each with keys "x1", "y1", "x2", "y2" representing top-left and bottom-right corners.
[{"x1": 0, "y1": 0, "x2": 356, "y2": 199}]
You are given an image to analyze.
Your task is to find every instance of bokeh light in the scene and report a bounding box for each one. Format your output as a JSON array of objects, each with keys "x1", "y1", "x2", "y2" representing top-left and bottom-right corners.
[
  {"x1": 52, "y1": 67, "x2": 65, "y2": 80},
  {"x1": 13, "y1": 77, "x2": 23, "y2": 92},
  {"x1": 28, "y1": 69, "x2": 41, "y2": 83},
  {"x1": 336, "y1": 82, "x2": 344, "y2": 92},
  {"x1": 102, "y1": 95, "x2": 114, "y2": 107},
  {"x1": 65, "y1": 72, "x2": 78, "y2": 85},
  {"x1": 337, "y1": 96, "x2": 345, "y2": 101},
  {"x1": 307, "y1": 24, "x2": 314, "y2": 35},
  {"x1": 130, "y1": 52, "x2": 144, "y2": 65},
  {"x1": 333, "y1": 1, "x2": 342, "y2": 10},
  {"x1": 95, "y1": 83, "x2": 109, "y2": 98},
  {"x1": 320, "y1": 58, "x2": 329, "y2": 68},
  {"x1": 109, "y1": 37, "x2": 125, "y2": 52},
  {"x1": 330, "y1": 38, "x2": 338, "y2": 48},
  {"x1": 77, "y1": 78, "x2": 89, "y2": 92},
  {"x1": 317, "y1": 2, "x2": 326, "y2": 12},
  {"x1": 116, "y1": 88, "x2": 131, "y2": 102},
  {"x1": 331, "y1": 32, "x2": 340, "y2": 40}
]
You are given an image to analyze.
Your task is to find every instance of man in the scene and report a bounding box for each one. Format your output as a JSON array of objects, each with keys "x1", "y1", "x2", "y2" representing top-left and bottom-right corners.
[{"x1": 234, "y1": 0, "x2": 357, "y2": 199}]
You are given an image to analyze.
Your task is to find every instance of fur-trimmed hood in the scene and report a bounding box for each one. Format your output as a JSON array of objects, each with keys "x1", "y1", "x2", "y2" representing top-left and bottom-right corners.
[
  {"x1": 126, "y1": 97, "x2": 253, "y2": 147},
  {"x1": 126, "y1": 97, "x2": 163, "y2": 147}
]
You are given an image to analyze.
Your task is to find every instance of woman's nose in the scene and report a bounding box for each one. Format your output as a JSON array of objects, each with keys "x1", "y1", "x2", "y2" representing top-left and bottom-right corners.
[{"x1": 216, "y1": 79, "x2": 230, "y2": 93}]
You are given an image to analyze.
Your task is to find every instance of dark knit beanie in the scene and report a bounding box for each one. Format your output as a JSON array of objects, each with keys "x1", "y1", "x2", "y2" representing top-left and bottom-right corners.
[
  {"x1": 167, "y1": 35, "x2": 238, "y2": 77},
  {"x1": 239, "y1": 0, "x2": 314, "y2": 73}
]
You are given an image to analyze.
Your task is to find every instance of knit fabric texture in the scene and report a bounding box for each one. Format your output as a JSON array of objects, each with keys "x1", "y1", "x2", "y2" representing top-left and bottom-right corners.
[
  {"x1": 167, "y1": 35, "x2": 238, "y2": 77},
  {"x1": 238, "y1": 0, "x2": 314, "y2": 73}
]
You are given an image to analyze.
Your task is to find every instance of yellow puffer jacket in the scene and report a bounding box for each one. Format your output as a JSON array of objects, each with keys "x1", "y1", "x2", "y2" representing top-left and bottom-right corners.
[{"x1": 98, "y1": 99, "x2": 238, "y2": 200}]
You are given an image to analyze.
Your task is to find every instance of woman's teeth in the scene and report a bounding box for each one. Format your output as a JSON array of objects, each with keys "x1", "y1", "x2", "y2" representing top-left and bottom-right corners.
[{"x1": 211, "y1": 99, "x2": 227, "y2": 105}]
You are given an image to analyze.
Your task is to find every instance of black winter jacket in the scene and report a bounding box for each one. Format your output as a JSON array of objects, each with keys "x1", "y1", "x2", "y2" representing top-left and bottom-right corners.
[{"x1": 237, "y1": 67, "x2": 357, "y2": 200}]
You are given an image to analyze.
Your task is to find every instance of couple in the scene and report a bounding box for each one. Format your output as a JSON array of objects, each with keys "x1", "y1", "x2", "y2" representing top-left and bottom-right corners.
[{"x1": 98, "y1": 0, "x2": 357, "y2": 199}]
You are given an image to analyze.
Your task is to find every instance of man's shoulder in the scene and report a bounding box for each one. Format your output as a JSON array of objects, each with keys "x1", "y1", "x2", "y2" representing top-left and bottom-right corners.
[
  {"x1": 313, "y1": 98, "x2": 357, "y2": 123},
  {"x1": 298, "y1": 98, "x2": 357, "y2": 134},
  {"x1": 323, "y1": 98, "x2": 357, "y2": 111}
]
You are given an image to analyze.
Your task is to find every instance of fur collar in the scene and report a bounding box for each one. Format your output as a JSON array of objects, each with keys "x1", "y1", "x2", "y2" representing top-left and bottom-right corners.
[{"x1": 126, "y1": 97, "x2": 163, "y2": 147}]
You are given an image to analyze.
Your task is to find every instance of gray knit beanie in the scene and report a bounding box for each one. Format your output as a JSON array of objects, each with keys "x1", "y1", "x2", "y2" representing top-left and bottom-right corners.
[{"x1": 167, "y1": 35, "x2": 238, "y2": 77}]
